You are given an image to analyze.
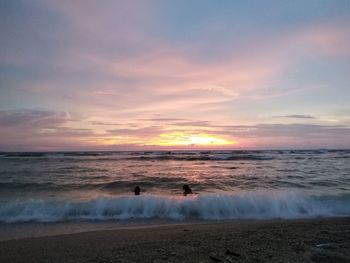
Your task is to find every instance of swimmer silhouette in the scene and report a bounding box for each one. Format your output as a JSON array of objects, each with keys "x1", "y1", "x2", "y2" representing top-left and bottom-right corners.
[
  {"x1": 183, "y1": 184, "x2": 192, "y2": 196},
  {"x1": 134, "y1": 186, "x2": 141, "y2": 195}
]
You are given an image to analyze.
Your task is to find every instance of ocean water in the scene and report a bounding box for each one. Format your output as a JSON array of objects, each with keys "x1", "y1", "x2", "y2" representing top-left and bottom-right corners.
[{"x1": 0, "y1": 150, "x2": 349, "y2": 223}]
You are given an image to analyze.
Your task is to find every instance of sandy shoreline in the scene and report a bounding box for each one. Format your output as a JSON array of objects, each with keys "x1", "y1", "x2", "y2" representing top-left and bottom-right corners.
[{"x1": 0, "y1": 217, "x2": 349, "y2": 262}]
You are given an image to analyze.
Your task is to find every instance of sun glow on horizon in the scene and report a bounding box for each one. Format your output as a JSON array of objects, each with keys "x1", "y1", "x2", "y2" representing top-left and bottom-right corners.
[
  {"x1": 100, "y1": 132, "x2": 237, "y2": 148},
  {"x1": 145, "y1": 132, "x2": 237, "y2": 147}
]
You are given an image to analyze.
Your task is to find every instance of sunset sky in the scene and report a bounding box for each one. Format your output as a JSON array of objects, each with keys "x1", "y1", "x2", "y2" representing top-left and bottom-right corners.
[{"x1": 1, "y1": 0, "x2": 350, "y2": 151}]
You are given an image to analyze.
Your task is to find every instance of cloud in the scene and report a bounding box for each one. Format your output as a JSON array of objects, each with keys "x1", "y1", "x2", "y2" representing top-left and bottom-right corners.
[
  {"x1": 1, "y1": 113, "x2": 349, "y2": 150},
  {"x1": 0, "y1": 109, "x2": 69, "y2": 127},
  {"x1": 1, "y1": 1, "x2": 349, "y2": 150},
  {"x1": 107, "y1": 126, "x2": 163, "y2": 138},
  {"x1": 138, "y1": 118, "x2": 214, "y2": 128},
  {"x1": 105, "y1": 123, "x2": 350, "y2": 150},
  {"x1": 226, "y1": 123, "x2": 350, "y2": 138},
  {"x1": 89, "y1": 121, "x2": 119, "y2": 126},
  {"x1": 298, "y1": 23, "x2": 350, "y2": 56},
  {"x1": 0, "y1": 109, "x2": 99, "y2": 150},
  {"x1": 26, "y1": 19, "x2": 347, "y2": 120},
  {"x1": 138, "y1": 118, "x2": 187, "y2": 122},
  {"x1": 37, "y1": 127, "x2": 94, "y2": 137},
  {"x1": 272, "y1": 115, "x2": 315, "y2": 119}
]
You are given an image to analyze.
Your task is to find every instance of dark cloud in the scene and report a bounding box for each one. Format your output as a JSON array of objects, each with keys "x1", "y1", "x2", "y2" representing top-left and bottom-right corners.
[
  {"x1": 138, "y1": 118, "x2": 214, "y2": 127},
  {"x1": 174, "y1": 120, "x2": 213, "y2": 127},
  {"x1": 0, "y1": 109, "x2": 69, "y2": 127},
  {"x1": 38, "y1": 127, "x2": 95, "y2": 137},
  {"x1": 107, "y1": 126, "x2": 163, "y2": 137},
  {"x1": 90, "y1": 121, "x2": 119, "y2": 126},
  {"x1": 272, "y1": 115, "x2": 315, "y2": 119},
  {"x1": 0, "y1": 109, "x2": 96, "y2": 140},
  {"x1": 138, "y1": 118, "x2": 187, "y2": 122},
  {"x1": 215, "y1": 123, "x2": 350, "y2": 138}
]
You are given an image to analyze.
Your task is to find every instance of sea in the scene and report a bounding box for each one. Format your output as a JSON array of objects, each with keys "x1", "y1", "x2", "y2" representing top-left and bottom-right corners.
[{"x1": 0, "y1": 150, "x2": 349, "y2": 225}]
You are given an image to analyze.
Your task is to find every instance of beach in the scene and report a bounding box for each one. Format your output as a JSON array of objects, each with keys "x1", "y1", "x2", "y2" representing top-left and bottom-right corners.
[{"x1": 1, "y1": 217, "x2": 349, "y2": 263}]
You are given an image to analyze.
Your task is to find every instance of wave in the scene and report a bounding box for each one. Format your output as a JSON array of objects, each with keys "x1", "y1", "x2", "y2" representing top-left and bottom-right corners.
[
  {"x1": 0, "y1": 178, "x2": 185, "y2": 192},
  {"x1": 2, "y1": 150, "x2": 349, "y2": 161},
  {"x1": 127, "y1": 154, "x2": 274, "y2": 161},
  {"x1": 1, "y1": 152, "x2": 274, "y2": 161},
  {"x1": 0, "y1": 191, "x2": 349, "y2": 223}
]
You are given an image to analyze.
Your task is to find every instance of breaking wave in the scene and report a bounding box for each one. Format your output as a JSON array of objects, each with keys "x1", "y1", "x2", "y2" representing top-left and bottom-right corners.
[{"x1": 1, "y1": 191, "x2": 349, "y2": 223}]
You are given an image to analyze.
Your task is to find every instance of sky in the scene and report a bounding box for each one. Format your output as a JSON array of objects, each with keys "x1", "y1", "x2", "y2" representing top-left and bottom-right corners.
[{"x1": 0, "y1": 0, "x2": 350, "y2": 151}]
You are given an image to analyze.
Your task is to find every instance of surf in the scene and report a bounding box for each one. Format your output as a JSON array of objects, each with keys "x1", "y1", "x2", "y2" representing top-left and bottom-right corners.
[{"x1": 1, "y1": 191, "x2": 349, "y2": 223}]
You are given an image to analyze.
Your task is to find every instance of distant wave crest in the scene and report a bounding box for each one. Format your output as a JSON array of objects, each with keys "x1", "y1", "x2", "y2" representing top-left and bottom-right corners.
[{"x1": 1, "y1": 191, "x2": 349, "y2": 223}]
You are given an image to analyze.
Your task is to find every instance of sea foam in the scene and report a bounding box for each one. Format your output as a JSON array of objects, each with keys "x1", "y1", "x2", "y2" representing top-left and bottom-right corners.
[{"x1": 1, "y1": 191, "x2": 349, "y2": 223}]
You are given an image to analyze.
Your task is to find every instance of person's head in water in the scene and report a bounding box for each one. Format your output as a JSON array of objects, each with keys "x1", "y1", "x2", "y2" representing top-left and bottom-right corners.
[
  {"x1": 134, "y1": 186, "x2": 141, "y2": 195},
  {"x1": 182, "y1": 184, "x2": 192, "y2": 196}
]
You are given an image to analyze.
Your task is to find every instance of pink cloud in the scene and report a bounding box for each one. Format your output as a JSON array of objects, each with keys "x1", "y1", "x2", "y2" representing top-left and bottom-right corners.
[
  {"x1": 297, "y1": 23, "x2": 350, "y2": 56},
  {"x1": 2, "y1": 1, "x2": 349, "y2": 150}
]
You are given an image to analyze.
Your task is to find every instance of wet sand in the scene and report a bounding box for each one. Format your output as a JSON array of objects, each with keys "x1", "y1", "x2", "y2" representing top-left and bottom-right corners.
[{"x1": 0, "y1": 217, "x2": 349, "y2": 263}]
